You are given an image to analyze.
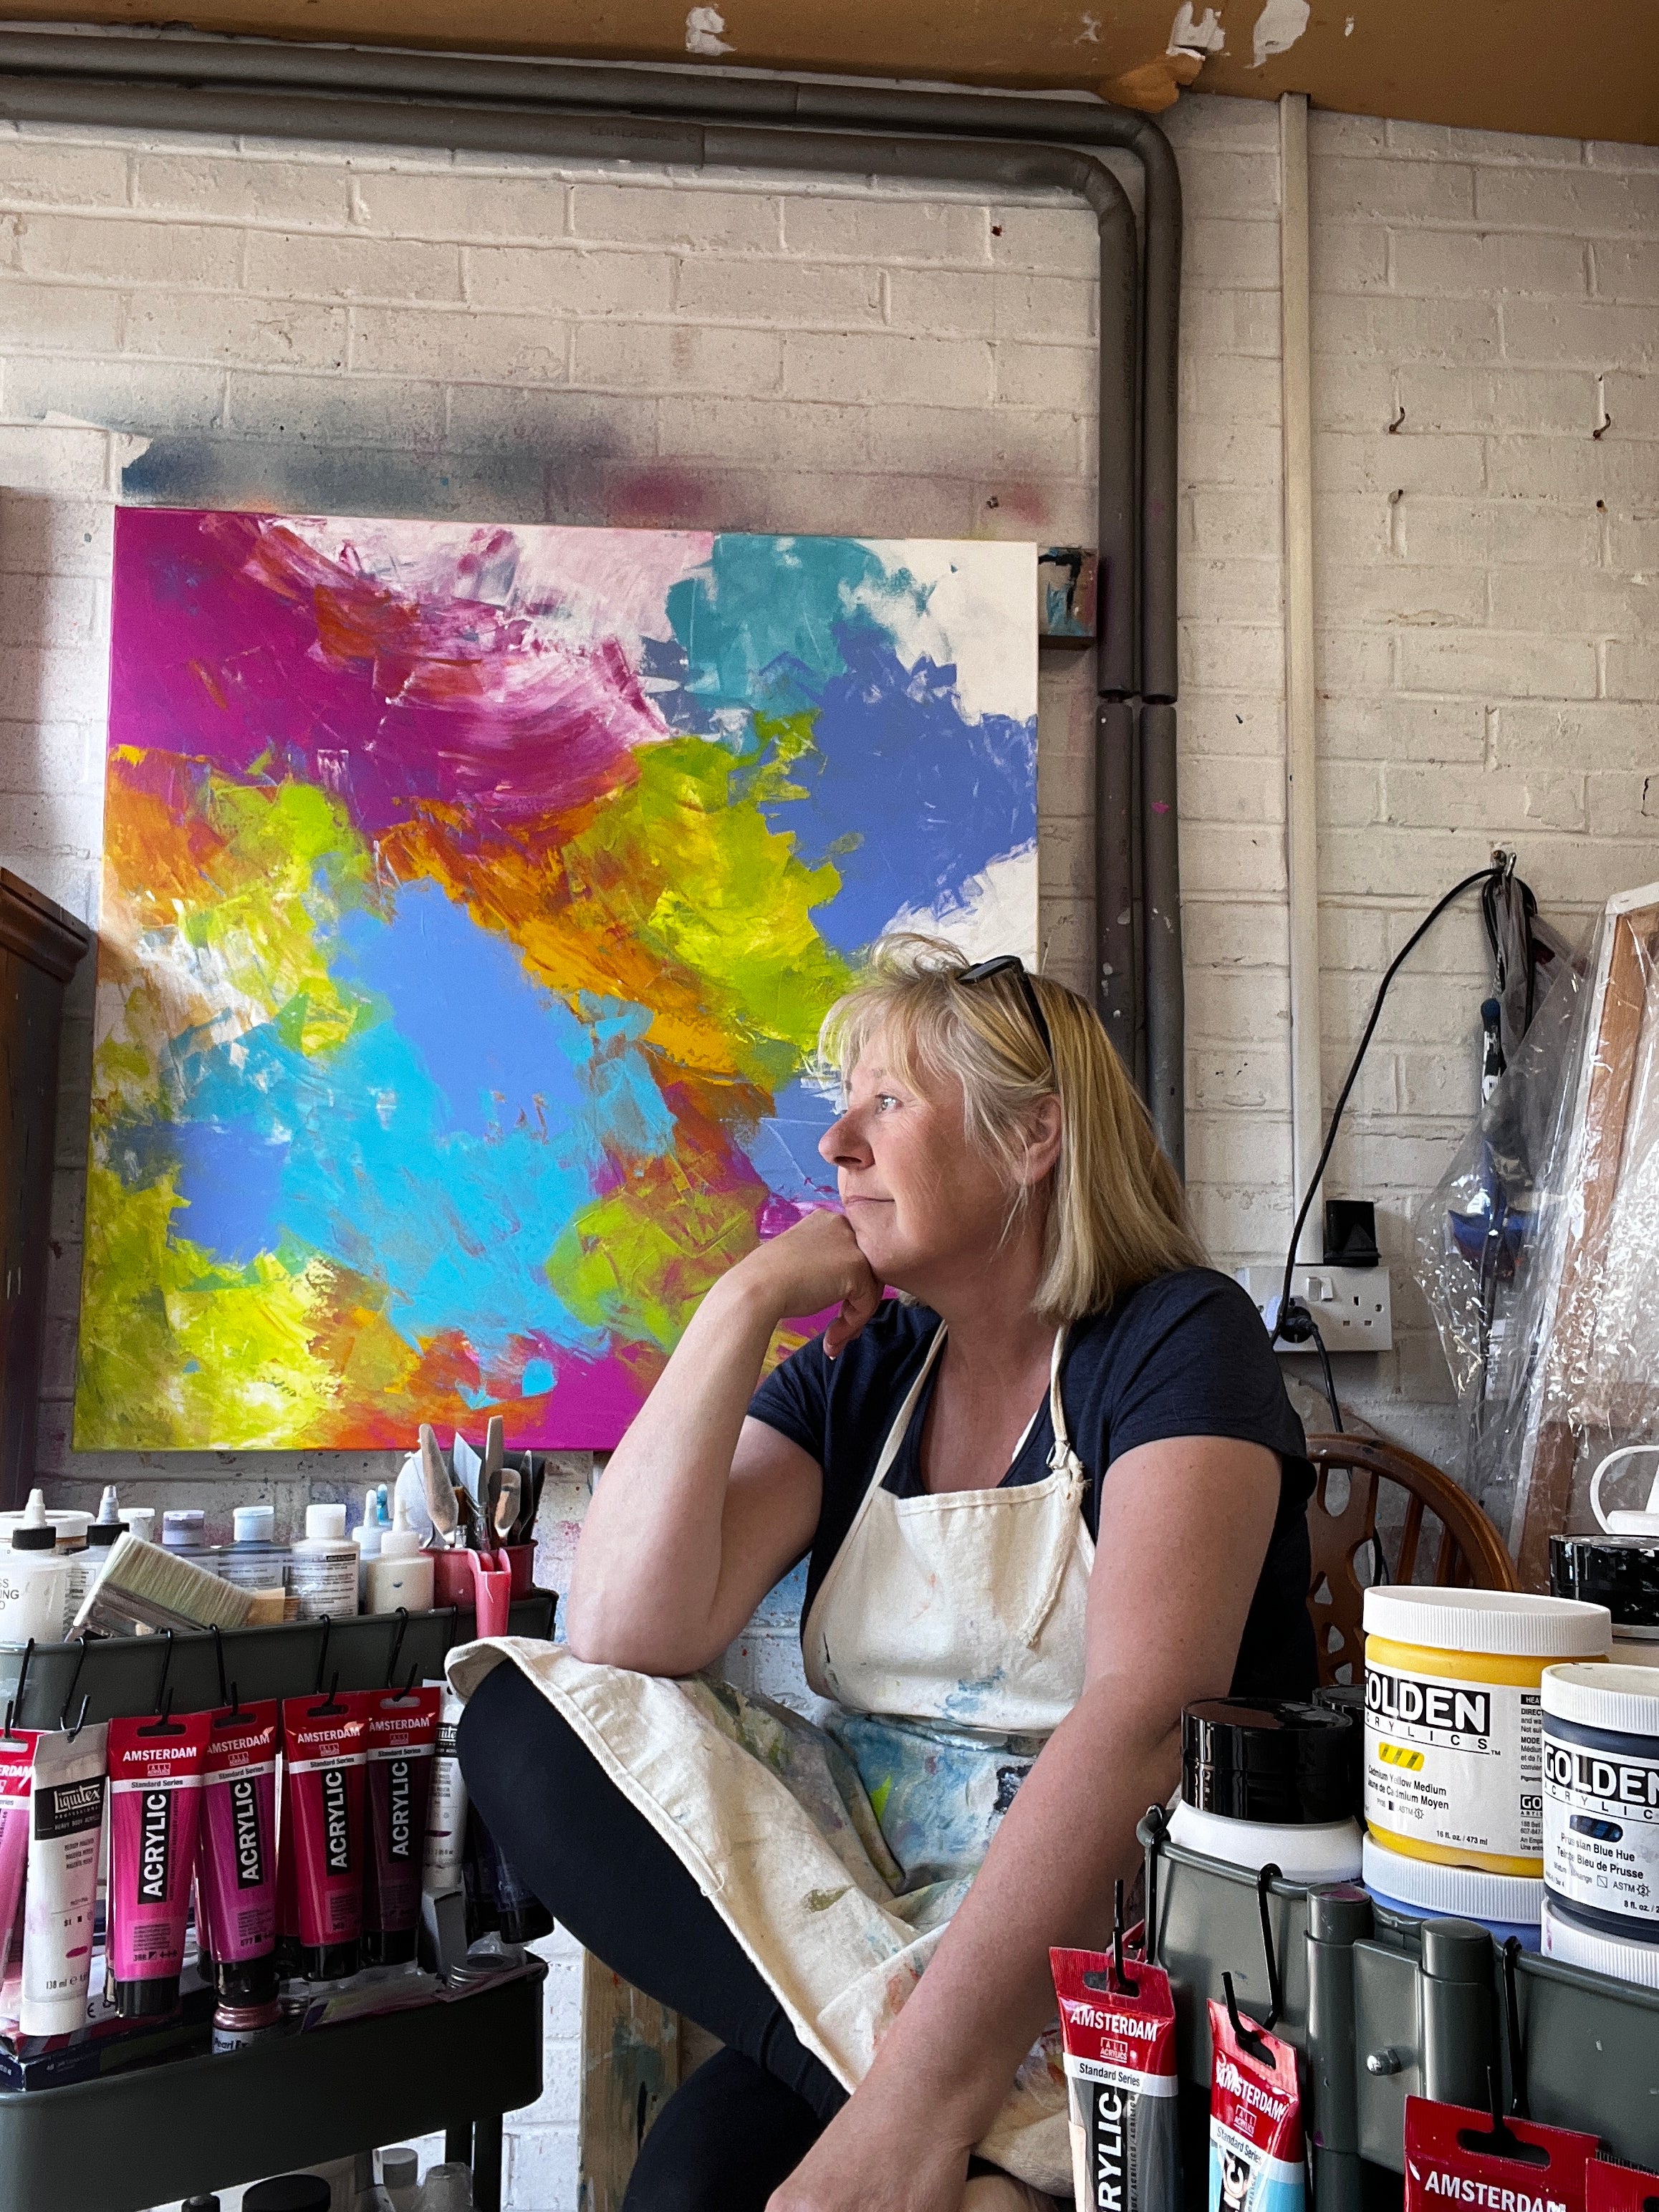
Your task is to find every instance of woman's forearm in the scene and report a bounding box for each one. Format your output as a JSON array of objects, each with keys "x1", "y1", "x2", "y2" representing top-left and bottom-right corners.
[
  {"x1": 856, "y1": 1679, "x2": 1180, "y2": 2143},
  {"x1": 564, "y1": 1271, "x2": 782, "y2": 1665}
]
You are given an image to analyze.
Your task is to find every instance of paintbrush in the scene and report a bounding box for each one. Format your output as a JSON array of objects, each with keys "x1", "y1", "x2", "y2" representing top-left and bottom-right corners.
[
  {"x1": 74, "y1": 1532, "x2": 254, "y2": 1635},
  {"x1": 420, "y1": 1424, "x2": 459, "y2": 1547}
]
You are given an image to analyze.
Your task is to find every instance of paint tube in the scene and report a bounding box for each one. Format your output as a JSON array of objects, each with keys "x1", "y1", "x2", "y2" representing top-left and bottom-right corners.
[
  {"x1": 362, "y1": 1686, "x2": 441, "y2": 1966},
  {"x1": 1052, "y1": 1947, "x2": 1180, "y2": 2212},
  {"x1": 281, "y1": 1689, "x2": 371, "y2": 1981},
  {"x1": 274, "y1": 1746, "x2": 301, "y2": 1978},
  {"x1": 468, "y1": 1805, "x2": 553, "y2": 1945},
  {"x1": 1403, "y1": 2096, "x2": 1597, "y2": 2212},
  {"x1": 420, "y1": 1683, "x2": 467, "y2": 1901},
  {"x1": 1587, "y1": 2157, "x2": 1659, "y2": 2212},
  {"x1": 108, "y1": 1708, "x2": 211, "y2": 2017},
  {"x1": 21, "y1": 1724, "x2": 107, "y2": 2037},
  {"x1": 196, "y1": 1700, "x2": 279, "y2": 2004},
  {"x1": 1207, "y1": 2000, "x2": 1305, "y2": 2212},
  {"x1": 0, "y1": 1728, "x2": 38, "y2": 2022}
]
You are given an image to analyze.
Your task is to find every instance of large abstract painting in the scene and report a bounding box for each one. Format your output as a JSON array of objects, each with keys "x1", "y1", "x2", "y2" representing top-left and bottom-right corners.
[{"x1": 77, "y1": 511, "x2": 1037, "y2": 1450}]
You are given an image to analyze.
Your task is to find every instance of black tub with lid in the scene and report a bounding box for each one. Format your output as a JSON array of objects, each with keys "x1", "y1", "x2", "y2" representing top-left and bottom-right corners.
[{"x1": 1168, "y1": 1696, "x2": 1362, "y2": 1880}]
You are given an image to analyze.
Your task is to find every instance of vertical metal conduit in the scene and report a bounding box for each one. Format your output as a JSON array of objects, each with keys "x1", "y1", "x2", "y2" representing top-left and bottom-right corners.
[{"x1": 0, "y1": 32, "x2": 1184, "y2": 1163}]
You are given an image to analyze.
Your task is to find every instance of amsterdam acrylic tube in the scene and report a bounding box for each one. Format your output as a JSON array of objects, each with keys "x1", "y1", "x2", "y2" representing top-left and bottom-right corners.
[
  {"x1": 21, "y1": 1723, "x2": 107, "y2": 2036},
  {"x1": 108, "y1": 1708, "x2": 211, "y2": 2017},
  {"x1": 1052, "y1": 1946, "x2": 1180, "y2": 2212},
  {"x1": 197, "y1": 1700, "x2": 279, "y2": 2004},
  {"x1": 362, "y1": 1686, "x2": 440, "y2": 1966},
  {"x1": 0, "y1": 1726, "x2": 37, "y2": 2020},
  {"x1": 1206, "y1": 1999, "x2": 1304, "y2": 2212},
  {"x1": 281, "y1": 1689, "x2": 370, "y2": 1981}
]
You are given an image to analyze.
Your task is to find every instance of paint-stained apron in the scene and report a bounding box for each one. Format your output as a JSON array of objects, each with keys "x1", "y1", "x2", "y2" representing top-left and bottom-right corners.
[{"x1": 448, "y1": 1324, "x2": 1093, "y2": 2193}]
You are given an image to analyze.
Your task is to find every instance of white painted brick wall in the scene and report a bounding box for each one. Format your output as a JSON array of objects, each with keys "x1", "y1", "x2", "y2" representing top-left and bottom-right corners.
[{"x1": 0, "y1": 90, "x2": 1654, "y2": 2201}]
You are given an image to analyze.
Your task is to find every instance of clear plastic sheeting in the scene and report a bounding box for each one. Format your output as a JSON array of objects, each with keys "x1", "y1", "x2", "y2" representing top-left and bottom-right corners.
[
  {"x1": 1413, "y1": 919, "x2": 1589, "y2": 1556},
  {"x1": 1416, "y1": 885, "x2": 1659, "y2": 1586}
]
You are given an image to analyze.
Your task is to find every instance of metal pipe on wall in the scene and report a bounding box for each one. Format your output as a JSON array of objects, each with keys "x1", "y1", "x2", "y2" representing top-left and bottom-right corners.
[{"x1": 0, "y1": 29, "x2": 1183, "y2": 1160}]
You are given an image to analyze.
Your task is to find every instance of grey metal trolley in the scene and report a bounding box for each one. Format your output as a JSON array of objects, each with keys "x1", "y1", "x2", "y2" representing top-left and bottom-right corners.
[
  {"x1": 1141, "y1": 1815, "x2": 1659, "y2": 2211},
  {"x1": 0, "y1": 1600, "x2": 556, "y2": 2212}
]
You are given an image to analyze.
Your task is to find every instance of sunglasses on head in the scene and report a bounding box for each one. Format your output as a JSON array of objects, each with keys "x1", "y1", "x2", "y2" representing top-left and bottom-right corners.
[{"x1": 957, "y1": 956, "x2": 1054, "y2": 1067}]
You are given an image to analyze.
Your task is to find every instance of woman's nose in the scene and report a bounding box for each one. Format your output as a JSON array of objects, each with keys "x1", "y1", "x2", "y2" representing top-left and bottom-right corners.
[{"x1": 819, "y1": 1111, "x2": 872, "y2": 1168}]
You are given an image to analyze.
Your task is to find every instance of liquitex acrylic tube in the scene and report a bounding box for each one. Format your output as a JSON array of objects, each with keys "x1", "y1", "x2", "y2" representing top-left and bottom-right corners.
[
  {"x1": 108, "y1": 1708, "x2": 211, "y2": 2017},
  {"x1": 21, "y1": 1723, "x2": 107, "y2": 2036},
  {"x1": 1206, "y1": 2001, "x2": 1304, "y2": 2212},
  {"x1": 1051, "y1": 1948, "x2": 1180, "y2": 2212}
]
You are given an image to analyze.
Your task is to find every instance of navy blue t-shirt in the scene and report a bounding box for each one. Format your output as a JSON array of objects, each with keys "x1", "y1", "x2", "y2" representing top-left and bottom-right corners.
[{"x1": 749, "y1": 1266, "x2": 1316, "y2": 1700}]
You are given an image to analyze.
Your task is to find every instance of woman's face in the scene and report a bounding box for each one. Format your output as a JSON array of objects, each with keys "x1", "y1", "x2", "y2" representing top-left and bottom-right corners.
[{"x1": 817, "y1": 1029, "x2": 1033, "y2": 1295}]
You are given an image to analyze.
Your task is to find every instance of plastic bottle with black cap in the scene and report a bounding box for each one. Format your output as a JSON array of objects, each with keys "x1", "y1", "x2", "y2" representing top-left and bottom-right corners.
[
  {"x1": 1167, "y1": 1695, "x2": 1363, "y2": 1881},
  {"x1": 243, "y1": 2178, "x2": 332, "y2": 2212}
]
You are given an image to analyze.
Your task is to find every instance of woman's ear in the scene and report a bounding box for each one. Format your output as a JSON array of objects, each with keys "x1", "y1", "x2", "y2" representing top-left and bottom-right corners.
[{"x1": 1019, "y1": 1095, "x2": 1064, "y2": 1187}]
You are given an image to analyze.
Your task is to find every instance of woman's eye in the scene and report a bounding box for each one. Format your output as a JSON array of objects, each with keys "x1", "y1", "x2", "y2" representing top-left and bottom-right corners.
[{"x1": 875, "y1": 1093, "x2": 900, "y2": 1111}]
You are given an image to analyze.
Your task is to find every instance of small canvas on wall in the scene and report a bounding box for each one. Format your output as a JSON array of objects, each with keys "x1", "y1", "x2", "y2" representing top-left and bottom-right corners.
[{"x1": 77, "y1": 510, "x2": 1037, "y2": 1451}]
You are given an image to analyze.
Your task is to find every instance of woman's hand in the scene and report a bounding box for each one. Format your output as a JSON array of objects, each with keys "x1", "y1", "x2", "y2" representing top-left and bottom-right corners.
[
  {"x1": 730, "y1": 1208, "x2": 884, "y2": 1357},
  {"x1": 766, "y1": 2081, "x2": 972, "y2": 2212}
]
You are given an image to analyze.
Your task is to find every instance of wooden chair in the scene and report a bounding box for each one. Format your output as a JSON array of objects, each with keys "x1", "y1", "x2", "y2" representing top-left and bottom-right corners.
[{"x1": 1304, "y1": 1431, "x2": 1519, "y2": 1688}]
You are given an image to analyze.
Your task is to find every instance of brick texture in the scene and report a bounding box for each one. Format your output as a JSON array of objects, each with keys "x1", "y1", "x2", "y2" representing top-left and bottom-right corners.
[{"x1": 1, "y1": 99, "x2": 1655, "y2": 2203}]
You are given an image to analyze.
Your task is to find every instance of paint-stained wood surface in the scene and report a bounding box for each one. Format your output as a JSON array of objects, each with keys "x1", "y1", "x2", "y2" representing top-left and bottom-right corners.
[{"x1": 577, "y1": 1958, "x2": 681, "y2": 2212}]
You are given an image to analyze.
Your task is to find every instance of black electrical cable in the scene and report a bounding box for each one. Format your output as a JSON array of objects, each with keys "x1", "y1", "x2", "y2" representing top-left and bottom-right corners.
[{"x1": 1271, "y1": 862, "x2": 1509, "y2": 1425}]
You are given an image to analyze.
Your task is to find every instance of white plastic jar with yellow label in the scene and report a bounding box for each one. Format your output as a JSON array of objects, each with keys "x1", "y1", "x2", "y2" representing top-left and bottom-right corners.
[{"x1": 1364, "y1": 1587, "x2": 1610, "y2": 1876}]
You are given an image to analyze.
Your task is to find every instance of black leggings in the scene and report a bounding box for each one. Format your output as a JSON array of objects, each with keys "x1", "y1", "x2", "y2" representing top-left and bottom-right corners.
[{"x1": 457, "y1": 1660, "x2": 846, "y2": 2211}]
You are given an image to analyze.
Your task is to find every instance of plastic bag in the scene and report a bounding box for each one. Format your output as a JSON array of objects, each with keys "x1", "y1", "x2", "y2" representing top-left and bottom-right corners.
[{"x1": 1414, "y1": 941, "x2": 1587, "y2": 1535}]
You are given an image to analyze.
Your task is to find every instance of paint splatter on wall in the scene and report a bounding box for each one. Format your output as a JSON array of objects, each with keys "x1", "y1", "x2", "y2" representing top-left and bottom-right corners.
[{"x1": 78, "y1": 511, "x2": 1037, "y2": 1450}]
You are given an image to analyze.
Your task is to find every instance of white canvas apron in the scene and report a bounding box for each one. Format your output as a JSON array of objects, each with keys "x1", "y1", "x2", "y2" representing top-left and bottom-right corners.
[{"x1": 448, "y1": 1324, "x2": 1094, "y2": 2192}]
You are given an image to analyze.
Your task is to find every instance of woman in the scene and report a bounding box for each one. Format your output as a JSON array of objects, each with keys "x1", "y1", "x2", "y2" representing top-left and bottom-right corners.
[{"x1": 453, "y1": 938, "x2": 1314, "y2": 2212}]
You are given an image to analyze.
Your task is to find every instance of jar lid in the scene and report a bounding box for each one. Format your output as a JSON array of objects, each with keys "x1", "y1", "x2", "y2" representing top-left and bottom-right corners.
[
  {"x1": 1362, "y1": 1834, "x2": 1542, "y2": 1923},
  {"x1": 86, "y1": 1520, "x2": 127, "y2": 1548},
  {"x1": 304, "y1": 1502, "x2": 347, "y2": 1542},
  {"x1": 242, "y1": 2182, "x2": 332, "y2": 2212},
  {"x1": 1542, "y1": 1659, "x2": 1659, "y2": 1736},
  {"x1": 233, "y1": 1504, "x2": 276, "y2": 1546},
  {"x1": 380, "y1": 2150, "x2": 420, "y2": 2191},
  {"x1": 9, "y1": 1522, "x2": 55, "y2": 1552},
  {"x1": 1552, "y1": 1534, "x2": 1659, "y2": 1629},
  {"x1": 1542, "y1": 1895, "x2": 1659, "y2": 1989},
  {"x1": 1364, "y1": 1585, "x2": 1611, "y2": 1658},
  {"x1": 162, "y1": 1510, "x2": 205, "y2": 1549},
  {"x1": 1181, "y1": 1696, "x2": 1356, "y2": 1824}
]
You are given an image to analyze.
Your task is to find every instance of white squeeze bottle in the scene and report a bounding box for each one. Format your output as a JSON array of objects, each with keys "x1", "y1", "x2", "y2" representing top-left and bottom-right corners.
[
  {"x1": 289, "y1": 1502, "x2": 361, "y2": 1620},
  {"x1": 365, "y1": 1496, "x2": 435, "y2": 1615},
  {"x1": 0, "y1": 1491, "x2": 75, "y2": 1642}
]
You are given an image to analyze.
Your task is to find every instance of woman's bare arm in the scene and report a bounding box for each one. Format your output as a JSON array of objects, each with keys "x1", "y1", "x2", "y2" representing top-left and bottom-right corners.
[
  {"x1": 768, "y1": 1434, "x2": 1284, "y2": 2212},
  {"x1": 564, "y1": 1212, "x2": 882, "y2": 1675}
]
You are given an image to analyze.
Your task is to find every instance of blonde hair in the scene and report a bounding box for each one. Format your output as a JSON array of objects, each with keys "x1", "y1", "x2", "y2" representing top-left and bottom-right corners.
[{"x1": 819, "y1": 933, "x2": 1203, "y2": 1322}]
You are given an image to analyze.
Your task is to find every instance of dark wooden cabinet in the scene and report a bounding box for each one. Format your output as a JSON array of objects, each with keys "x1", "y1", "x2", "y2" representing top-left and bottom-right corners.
[{"x1": 0, "y1": 872, "x2": 90, "y2": 1510}]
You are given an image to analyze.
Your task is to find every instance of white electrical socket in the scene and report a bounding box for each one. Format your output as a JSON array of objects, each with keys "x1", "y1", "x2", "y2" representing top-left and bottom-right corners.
[{"x1": 1236, "y1": 1264, "x2": 1393, "y2": 1353}]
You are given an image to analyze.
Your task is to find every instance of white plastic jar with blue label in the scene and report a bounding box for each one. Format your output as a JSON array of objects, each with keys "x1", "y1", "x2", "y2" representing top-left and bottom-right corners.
[{"x1": 1542, "y1": 1660, "x2": 1659, "y2": 1968}]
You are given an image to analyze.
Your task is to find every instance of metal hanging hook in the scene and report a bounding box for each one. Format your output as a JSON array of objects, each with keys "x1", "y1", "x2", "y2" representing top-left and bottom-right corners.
[
  {"x1": 152, "y1": 1627, "x2": 175, "y2": 1717},
  {"x1": 385, "y1": 1606, "x2": 410, "y2": 1691},
  {"x1": 58, "y1": 1633, "x2": 95, "y2": 1740},
  {"x1": 1136, "y1": 1803, "x2": 1167, "y2": 1970},
  {"x1": 311, "y1": 1615, "x2": 332, "y2": 1697},
  {"x1": 1254, "y1": 1862, "x2": 1284, "y2": 2034},
  {"x1": 2, "y1": 1638, "x2": 38, "y2": 1740},
  {"x1": 1501, "y1": 1936, "x2": 1529, "y2": 2118},
  {"x1": 1222, "y1": 1971, "x2": 1274, "y2": 2067},
  {"x1": 211, "y1": 1622, "x2": 229, "y2": 1711}
]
